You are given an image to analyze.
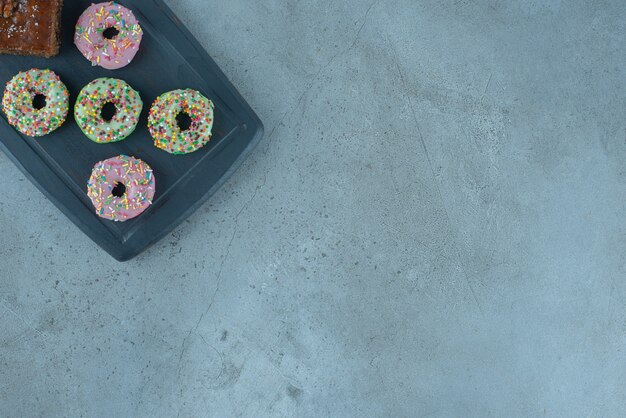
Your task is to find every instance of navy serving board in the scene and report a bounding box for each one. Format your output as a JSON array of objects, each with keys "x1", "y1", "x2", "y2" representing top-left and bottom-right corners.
[{"x1": 0, "y1": 0, "x2": 263, "y2": 261}]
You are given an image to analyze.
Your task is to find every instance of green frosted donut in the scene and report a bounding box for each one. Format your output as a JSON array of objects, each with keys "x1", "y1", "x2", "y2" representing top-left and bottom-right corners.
[
  {"x1": 74, "y1": 78, "x2": 143, "y2": 144},
  {"x1": 148, "y1": 89, "x2": 215, "y2": 154},
  {"x1": 2, "y1": 69, "x2": 69, "y2": 137}
]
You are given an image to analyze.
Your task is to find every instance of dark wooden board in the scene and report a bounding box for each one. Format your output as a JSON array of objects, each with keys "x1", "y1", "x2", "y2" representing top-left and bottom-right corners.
[{"x1": 0, "y1": 0, "x2": 264, "y2": 261}]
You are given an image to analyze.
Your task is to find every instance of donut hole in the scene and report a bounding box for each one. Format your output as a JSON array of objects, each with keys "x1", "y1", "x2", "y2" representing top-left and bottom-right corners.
[
  {"x1": 32, "y1": 94, "x2": 47, "y2": 110},
  {"x1": 103, "y1": 26, "x2": 120, "y2": 40},
  {"x1": 176, "y1": 112, "x2": 192, "y2": 131},
  {"x1": 111, "y1": 182, "x2": 126, "y2": 198},
  {"x1": 101, "y1": 102, "x2": 117, "y2": 122}
]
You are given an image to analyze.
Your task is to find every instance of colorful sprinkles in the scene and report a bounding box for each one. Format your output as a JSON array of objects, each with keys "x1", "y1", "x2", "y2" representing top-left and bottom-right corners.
[
  {"x1": 87, "y1": 155, "x2": 156, "y2": 222},
  {"x1": 75, "y1": 77, "x2": 143, "y2": 144},
  {"x1": 74, "y1": 2, "x2": 143, "y2": 70},
  {"x1": 2, "y1": 68, "x2": 69, "y2": 137},
  {"x1": 148, "y1": 89, "x2": 215, "y2": 155}
]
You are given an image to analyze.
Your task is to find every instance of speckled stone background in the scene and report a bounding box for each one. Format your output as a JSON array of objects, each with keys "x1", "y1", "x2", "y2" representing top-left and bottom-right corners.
[{"x1": 1, "y1": 0, "x2": 625, "y2": 417}]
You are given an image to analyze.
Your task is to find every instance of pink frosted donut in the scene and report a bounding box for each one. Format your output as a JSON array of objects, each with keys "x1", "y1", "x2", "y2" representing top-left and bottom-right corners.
[
  {"x1": 87, "y1": 155, "x2": 156, "y2": 222},
  {"x1": 74, "y1": 2, "x2": 143, "y2": 70}
]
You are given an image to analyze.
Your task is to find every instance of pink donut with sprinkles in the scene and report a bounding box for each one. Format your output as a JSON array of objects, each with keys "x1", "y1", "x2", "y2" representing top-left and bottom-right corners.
[
  {"x1": 87, "y1": 155, "x2": 156, "y2": 222},
  {"x1": 74, "y1": 2, "x2": 143, "y2": 70}
]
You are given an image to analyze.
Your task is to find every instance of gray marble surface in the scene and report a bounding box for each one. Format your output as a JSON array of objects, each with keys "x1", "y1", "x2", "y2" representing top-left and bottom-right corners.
[{"x1": 1, "y1": 0, "x2": 625, "y2": 416}]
